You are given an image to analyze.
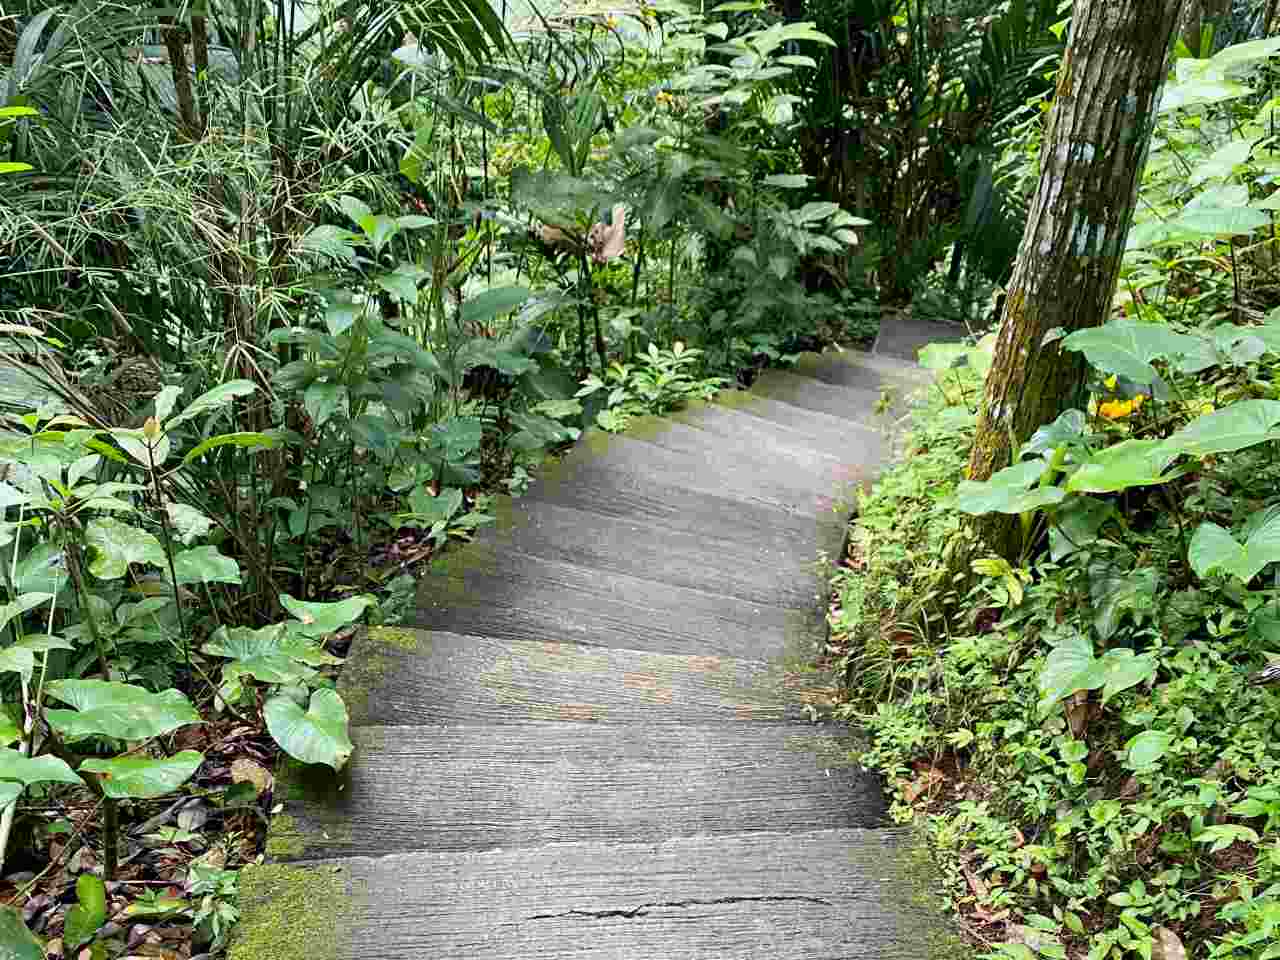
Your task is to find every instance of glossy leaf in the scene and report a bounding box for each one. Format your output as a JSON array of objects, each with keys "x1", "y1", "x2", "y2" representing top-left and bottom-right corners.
[
  {"x1": 166, "y1": 380, "x2": 257, "y2": 429},
  {"x1": 954, "y1": 460, "x2": 1062, "y2": 515},
  {"x1": 0, "y1": 748, "x2": 80, "y2": 786},
  {"x1": 1164, "y1": 400, "x2": 1280, "y2": 456},
  {"x1": 264, "y1": 689, "x2": 354, "y2": 771},
  {"x1": 45, "y1": 681, "x2": 199, "y2": 741},
  {"x1": 202, "y1": 624, "x2": 323, "y2": 684},
  {"x1": 169, "y1": 546, "x2": 242, "y2": 586},
  {"x1": 85, "y1": 518, "x2": 165, "y2": 580},
  {"x1": 1126, "y1": 731, "x2": 1173, "y2": 770},
  {"x1": 1061, "y1": 321, "x2": 1204, "y2": 384},
  {"x1": 279, "y1": 594, "x2": 375, "y2": 638},
  {"x1": 1189, "y1": 513, "x2": 1280, "y2": 582},
  {"x1": 81, "y1": 751, "x2": 203, "y2": 799},
  {"x1": 1066, "y1": 439, "x2": 1181, "y2": 494}
]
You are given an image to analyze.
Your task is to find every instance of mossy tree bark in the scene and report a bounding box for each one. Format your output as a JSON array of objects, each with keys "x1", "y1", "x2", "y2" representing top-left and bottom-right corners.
[{"x1": 962, "y1": 0, "x2": 1184, "y2": 564}]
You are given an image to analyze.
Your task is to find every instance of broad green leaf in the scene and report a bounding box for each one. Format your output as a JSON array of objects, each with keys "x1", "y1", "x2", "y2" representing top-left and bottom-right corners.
[
  {"x1": 63, "y1": 873, "x2": 107, "y2": 950},
  {"x1": 1189, "y1": 513, "x2": 1280, "y2": 582},
  {"x1": 1172, "y1": 206, "x2": 1270, "y2": 236},
  {"x1": 279, "y1": 594, "x2": 375, "y2": 638},
  {"x1": 1126, "y1": 731, "x2": 1173, "y2": 769},
  {"x1": 1188, "y1": 139, "x2": 1253, "y2": 184},
  {"x1": 405, "y1": 485, "x2": 464, "y2": 525},
  {"x1": 166, "y1": 380, "x2": 257, "y2": 429},
  {"x1": 1091, "y1": 564, "x2": 1159, "y2": 641},
  {"x1": 1194, "y1": 824, "x2": 1260, "y2": 853},
  {"x1": 165, "y1": 503, "x2": 213, "y2": 545},
  {"x1": 460, "y1": 287, "x2": 530, "y2": 326},
  {"x1": 432, "y1": 416, "x2": 483, "y2": 461},
  {"x1": 0, "y1": 593, "x2": 52, "y2": 637},
  {"x1": 169, "y1": 546, "x2": 242, "y2": 586},
  {"x1": 1099, "y1": 649, "x2": 1157, "y2": 703},
  {"x1": 81, "y1": 751, "x2": 203, "y2": 799},
  {"x1": 918, "y1": 342, "x2": 994, "y2": 376},
  {"x1": 337, "y1": 195, "x2": 373, "y2": 227},
  {"x1": 202, "y1": 624, "x2": 319, "y2": 684},
  {"x1": 85, "y1": 517, "x2": 165, "y2": 580},
  {"x1": 264, "y1": 689, "x2": 354, "y2": 771},
  {"x1": 1066, "y1": 439, "x2": 1180, "y2": 494},
  {"x1": 0, "y1": 904, "x2": 46, "y2": 959},
  {"x1": 954, "y1": 460, "x2": 1061, "y2": 515},
  {"x1": 0, "y1": 748, "x2": 80, "y2": 786},
  {"x1": 376, "y1": 271, "x2": 419, "y2": 303},
  {"x1": 0, "y1": 715, "x2": 20, "y2": 747},
  {"x1": 0, "y1": 649, "x2": 34, "y2": 683},
  {"x1": 45, "y1": 681, "x2": 199, "y2": 741},
  {"x1": 1164, "y1": 400, "x2": 1280, "y2": 456},
  {"x1": 303, "y1": 382, "x2": 348, "y2": 428},
  {"x1": 182, "y1": 431, "x2": 276, "y2": 465},
  {"x1": 1060, "y1": 322, "x2": 1205, "y2": 384},
  {"x1": 1208, "y1": 35, "x2": 1280, "y2": 71},
  {"x1": 763, "y1": 174, "x2": 809, "y2": 188},
  {"x1": 1038, "y1": 633, "x2": 1099, "y2": 713},
  {"x1": 1050, "y1": 495, "x2": 1114, "y2": 561}
]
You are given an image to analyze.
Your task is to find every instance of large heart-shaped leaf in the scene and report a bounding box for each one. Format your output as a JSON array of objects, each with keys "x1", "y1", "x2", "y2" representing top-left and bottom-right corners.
[
  {"x1": 460, "y1": 287, "x2": 530, "y2": 326},
  {"x1": 169, "y1": 546, "x2": 242, "y2": 586},
  {"x1": 1165, "y1": 399, "x2": 1280, "y2": 456},
  {"x1": 45, "y1": 681, "x2": 199, "y2": 741},
  {"x1": 0, "y1": 748, "x2": 81, "y2": 786},
  {"x1": 1189, "y1": 514, "x2": 1280, "y2": 583},
  {"x1": 0, "y1": 904, "x2": 45, "y2": 960},
  {"x1": 405, "y1": 486, "x2": 464, "y2": 525},
  {"x1": 85, "y1": 518, "x2": 165, "y2": 580},
  {"x1": 1125, "y1": 731, "x2": 1173, "y2": 770},
  {"x1": 81, "y1": 751, "x2": 203, "y2": 799},
  {"x1": 1066, "y1": 439, "x2": 1181, "y2": 494},
  {"x1": 303, "y1": 381, "x2": 348, "y2": 429},
  {"x1": 264, "y1": 689, "x2": 354, "y2": 771},
  {"x1": 1038, "y1": 634, "x2": 1157, "y2": 716},
  {"x1": 954, "y1": 460, "x2": 1063, "y2": 515},
  {"x1": 279, "y1": 594, "x2": 375, "y2": 638},
  {"x1": 1061, "y1": 322, "x2": 1205, "y2": 384},
  {"x1": 201, "y1": 624, "x2": 328, "y2": 684}
]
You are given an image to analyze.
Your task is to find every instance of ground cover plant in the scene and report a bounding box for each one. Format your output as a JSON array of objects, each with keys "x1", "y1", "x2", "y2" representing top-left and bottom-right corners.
[{"x1": 830, "y1": 18, "x2": 1280, "y2": 960}]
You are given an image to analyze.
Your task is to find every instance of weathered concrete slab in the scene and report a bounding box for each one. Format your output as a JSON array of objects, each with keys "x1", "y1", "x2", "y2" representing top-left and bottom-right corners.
[
  {"x1": 452, "y1": 497, "x2": 826, "y2": 610},
  {"x1": 525, "y1": 432, "x2": 846, "y2": 552},
  {"x1": 412, "y1": 548, "x2": 823, "y2": 658},
  {"x1": 789, "y1": 350, "x2": 931, "y2": 393},
  {"x1": 339, "y1": 629, "x2": 828, "y2": 725},
  {"x1": 751, "y1": 369, "x2": 890, "y2": 421},
  {"x1": 272, "y1": 722, "x2": 884, "y2": 858},
  {"x1": 231, "y1": 829, "x2": 945, "y2": 960},
  {"x1": 679, "y1": 393, "x2": 894, "y2": 464},
  {"x1": 873, "y1": 313, "x2": 965, "y2": 363}
]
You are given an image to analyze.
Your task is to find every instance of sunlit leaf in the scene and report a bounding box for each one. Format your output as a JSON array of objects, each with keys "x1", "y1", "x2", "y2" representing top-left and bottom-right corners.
[
  {"x1": 45, "y1": 681, "x2": 199, "y2": 741},
  {"x1": 84, "y1": 518, "x2": 165, "y2": 580},
  {"x1": 81, "y1": 751, "x2": 203, "y2": 799},
  {"x1": 264, "y1": 689, "x2": 354, "y2": 771}
]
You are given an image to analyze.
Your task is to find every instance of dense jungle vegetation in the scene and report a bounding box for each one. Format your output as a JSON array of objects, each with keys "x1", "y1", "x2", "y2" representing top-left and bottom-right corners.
[{"x1": 2, "y1": 0, "x2": 1280, "y2": 957}]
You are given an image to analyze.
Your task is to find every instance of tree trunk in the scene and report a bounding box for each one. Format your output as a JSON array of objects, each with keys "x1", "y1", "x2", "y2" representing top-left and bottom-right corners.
[{"x1": 962, "y1": 0, "x2": 1184, "y2": 564}]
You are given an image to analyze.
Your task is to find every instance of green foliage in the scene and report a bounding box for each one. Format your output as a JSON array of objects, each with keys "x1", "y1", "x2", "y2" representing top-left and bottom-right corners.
[{"x1": 576, "y1": 342, "x2": 723, "y2": 431}]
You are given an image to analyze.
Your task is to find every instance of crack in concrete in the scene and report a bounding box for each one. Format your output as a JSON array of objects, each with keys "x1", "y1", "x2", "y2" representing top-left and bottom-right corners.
[{"x1": 526, "y1": 895, "x2": 834, "y2": 922}]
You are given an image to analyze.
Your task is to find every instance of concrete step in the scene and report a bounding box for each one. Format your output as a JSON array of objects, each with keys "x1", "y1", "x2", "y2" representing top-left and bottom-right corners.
[
  {"x1": 452, "y1": 497, "x2": 827, "y2": 611},
  {"x1": 751, "y1": 369, "x2": 893, "y2": 421},
  {"x1": 526, "y1": 429, "x2": 847, "y2": 551},
  {"x1": 271, "y1": 721, "x2": 884, "y2": 859},
  {"x1": 411, "y1": 547, "x2": 823, "y2": 659},
  {"x1": 340, "y1": 629, "x2": 829, "y2": 725},
  {"x1": 873, "y1": 314, "x2": 968, "y2": 363},
  {"x1": 231, "y1": 828, "x2": 942, "y2": 960}
]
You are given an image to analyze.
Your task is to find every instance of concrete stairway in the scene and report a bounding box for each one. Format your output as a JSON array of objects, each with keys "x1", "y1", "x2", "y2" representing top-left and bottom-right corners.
[{"x1": 230, "y1": 315, "x2": 959, "y2": 960}]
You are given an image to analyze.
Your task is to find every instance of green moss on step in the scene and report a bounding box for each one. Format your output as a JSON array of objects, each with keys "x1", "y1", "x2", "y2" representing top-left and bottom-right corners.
[
  {"x1": 889, "y1": 827, "x2": 969, "y2": 960},
  {"x1": 227, "y1": 862, "x2": 345, "y2": 960},
  {"x1": 364, "y1": 626, "x2": 422, "y2": 650},
  {"x1": 264, "y1": 813, "x2": 307, "y2": 860}
]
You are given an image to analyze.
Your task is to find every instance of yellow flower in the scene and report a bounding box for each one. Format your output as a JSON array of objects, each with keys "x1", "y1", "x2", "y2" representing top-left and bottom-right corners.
[
  {"x1": 1099, "y1": 393, "x2": 1147, "y2": 420},
  {"x1": 605, "y1": 15, "x2": 619, "y2": 28},
  {"x1": 1104, "y1": 375, "x2": 1118, "y2": 391}
]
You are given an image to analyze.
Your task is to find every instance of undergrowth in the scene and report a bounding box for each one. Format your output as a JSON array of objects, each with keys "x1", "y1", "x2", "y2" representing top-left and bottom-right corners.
[{"x1": 830, "y1": 382, "x2": 1280, "y2": 960}]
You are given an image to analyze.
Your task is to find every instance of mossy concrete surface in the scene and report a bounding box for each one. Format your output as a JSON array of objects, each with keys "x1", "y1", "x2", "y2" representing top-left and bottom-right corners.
[{"x1": 232, "y1": 338, "x2": 964, "y2": 958}]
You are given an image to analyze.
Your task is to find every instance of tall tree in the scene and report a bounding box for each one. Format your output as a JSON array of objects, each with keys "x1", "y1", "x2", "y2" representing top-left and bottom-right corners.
[{"x1": 961, "y1": 0, "x2": 1185, "y2": 563}]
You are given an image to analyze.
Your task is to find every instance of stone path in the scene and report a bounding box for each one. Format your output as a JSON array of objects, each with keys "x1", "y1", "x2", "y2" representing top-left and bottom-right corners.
[{"x1": 231, "y1": 315, "x2": 959, "y2": 960}]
